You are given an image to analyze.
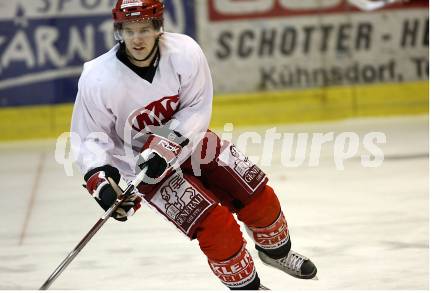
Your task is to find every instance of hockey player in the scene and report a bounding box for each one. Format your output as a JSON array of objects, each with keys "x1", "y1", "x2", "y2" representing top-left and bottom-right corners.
[{"x1": 71, "y1": 0, "x2": 317, "y2": 290}]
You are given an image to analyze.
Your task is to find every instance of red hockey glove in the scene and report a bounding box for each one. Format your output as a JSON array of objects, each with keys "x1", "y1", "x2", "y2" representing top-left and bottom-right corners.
[
  {"x1": 137, "y1": 128, "x2": 189, "y2": 183},
  {"x1": 84, "y1": 165, "x2": 142, "y2": 221}
]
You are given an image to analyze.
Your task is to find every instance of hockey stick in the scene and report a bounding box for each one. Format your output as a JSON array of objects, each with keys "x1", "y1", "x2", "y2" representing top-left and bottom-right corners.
[{"x1": 39, "y1": 168, "x2": 148, "y2": 290}]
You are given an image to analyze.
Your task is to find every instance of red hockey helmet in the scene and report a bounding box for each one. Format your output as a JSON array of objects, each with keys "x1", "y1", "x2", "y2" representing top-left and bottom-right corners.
[{"x1": 112, "y1": 0, "x2": 164, "y2": 24}]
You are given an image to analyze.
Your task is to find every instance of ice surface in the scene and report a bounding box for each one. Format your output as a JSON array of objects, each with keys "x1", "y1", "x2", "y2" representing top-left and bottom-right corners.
[{"x1": 0, "y1": 116, "x2": 428, "y2": 290}]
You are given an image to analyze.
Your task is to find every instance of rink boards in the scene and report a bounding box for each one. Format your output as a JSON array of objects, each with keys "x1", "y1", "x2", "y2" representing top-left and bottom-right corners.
[{"x1": 0, "y1": 80, "x2": 428, "y2": 140}]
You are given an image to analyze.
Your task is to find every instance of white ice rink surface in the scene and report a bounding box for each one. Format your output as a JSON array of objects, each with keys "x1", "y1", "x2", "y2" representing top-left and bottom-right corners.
[{"x1": 0, "y1": 116, "x2": 428, "y2": 290}]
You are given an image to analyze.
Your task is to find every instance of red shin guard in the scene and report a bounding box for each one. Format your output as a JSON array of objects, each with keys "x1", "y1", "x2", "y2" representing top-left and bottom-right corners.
[
  {"x1": 196, "y1": 205, "x2": 259, "y2": 289},
  {"x1": 248, "y1": 211, "x2": 290, "y2": 253},
  {"x1": 237, "y1": 185, "x2": 282, "y2": 228},
  {"x1": 208, "y1": 244, "x2": 258, "y2": 289},
  {"x1": 197, "y1": 205, "x2": 243, "y2": 261},
  {"x1": 238, "y1": 185, "x2": 291, "y2": 257}
]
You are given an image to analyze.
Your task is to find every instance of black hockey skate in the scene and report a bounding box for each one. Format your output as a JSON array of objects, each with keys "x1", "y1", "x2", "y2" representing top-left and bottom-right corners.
[{"x1": 258, "y1": 250, "x2": 317, "y2": 279}]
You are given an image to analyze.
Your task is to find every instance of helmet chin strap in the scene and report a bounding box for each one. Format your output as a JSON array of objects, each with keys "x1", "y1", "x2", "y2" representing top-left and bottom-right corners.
[{"x1": 127, "y1": 37, "x2": 160, "y2": 63}]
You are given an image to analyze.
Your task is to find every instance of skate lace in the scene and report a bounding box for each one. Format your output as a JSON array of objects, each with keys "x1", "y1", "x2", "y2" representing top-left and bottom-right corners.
[{"x1": 278, "y1": 252, "x2": 305, "y2": 273}]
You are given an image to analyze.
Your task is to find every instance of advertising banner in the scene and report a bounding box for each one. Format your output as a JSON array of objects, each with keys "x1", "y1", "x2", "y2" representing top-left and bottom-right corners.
[
  {"x1": 0, "y1": 0, "x2": 196, "y2": 107},
  {"x1": 198, "y1": 0, "x2": 429, "y2": 93}
]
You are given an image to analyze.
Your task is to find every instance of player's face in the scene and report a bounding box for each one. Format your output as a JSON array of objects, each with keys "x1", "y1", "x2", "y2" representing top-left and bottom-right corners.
[{"x1": 121, "y1": 20, "x2": 160, "y2": 66}]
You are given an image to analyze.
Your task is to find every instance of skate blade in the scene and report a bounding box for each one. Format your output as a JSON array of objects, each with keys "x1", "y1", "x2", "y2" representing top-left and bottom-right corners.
[{"x1": 259, "y1": 284, "x2": 271, "y2": 290}]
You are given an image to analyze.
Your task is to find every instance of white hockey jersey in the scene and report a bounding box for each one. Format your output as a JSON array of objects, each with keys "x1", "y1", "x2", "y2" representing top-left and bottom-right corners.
[{"x1": 71, "y1": 33, "x2": 213, "y2": 180}]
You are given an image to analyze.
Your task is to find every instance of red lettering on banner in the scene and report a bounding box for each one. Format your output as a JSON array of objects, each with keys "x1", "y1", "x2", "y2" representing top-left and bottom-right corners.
[{"x1": 208, "y1": 0, "x2": 429, "y2": 21}]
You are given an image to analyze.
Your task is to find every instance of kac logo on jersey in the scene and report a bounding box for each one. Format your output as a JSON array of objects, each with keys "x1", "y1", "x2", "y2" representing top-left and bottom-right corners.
[{"x1": 130, "y1": 94, "x2": 180, "y2": 132}]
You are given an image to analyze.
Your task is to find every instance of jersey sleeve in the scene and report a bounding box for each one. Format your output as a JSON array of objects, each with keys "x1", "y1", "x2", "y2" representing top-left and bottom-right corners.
[
  {"x1": 70, "y1": 68, "x2": 117, "y2": 176},
  {"x1": 168, "y1": 38, "x2": 213, "y2": 146}
]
